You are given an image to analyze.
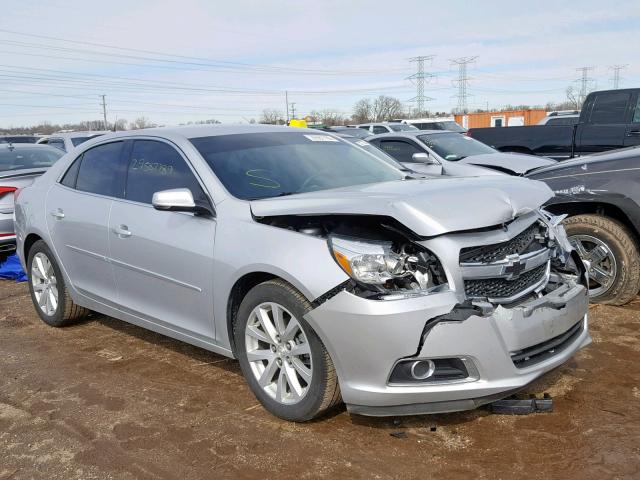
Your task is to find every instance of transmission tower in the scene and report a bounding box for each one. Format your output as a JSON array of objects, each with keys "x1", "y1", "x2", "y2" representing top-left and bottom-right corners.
[
  {"x1": 407, "y1": 56, "x2": 435, "y2": 116},
  {"x1": 450, "y1": 56, "x2": 477, "y2": 114},
  {"x1": 575, "y1": 66, "x2": 595, "y2": 103},
  {"x1": 609, "y1": 64, "x2": 628, "y2": 89}
]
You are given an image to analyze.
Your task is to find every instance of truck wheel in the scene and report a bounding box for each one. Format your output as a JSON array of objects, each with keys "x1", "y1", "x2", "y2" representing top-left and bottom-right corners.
[
  {"x1": 27, "y1": 240, "x2": 90, "y2": 327},
  {"x1": 564, "y1": 214, "x2": 640, "y2": 305},
  {"x1": 234, "y1": 279, "x2": 341, "y2": 421}
]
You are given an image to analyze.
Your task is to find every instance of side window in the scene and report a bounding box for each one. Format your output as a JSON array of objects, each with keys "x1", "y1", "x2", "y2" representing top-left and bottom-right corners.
[
  {"x1": 589, "y1": 92, "x2": 631, "y2": 124},
  {"x1": 378, "y1": 140, "x2": 423, "y2": 163},
  {"x1": 48, "y1": 138, "x2": 66, "y2": 152},
  {"x1": 633, "y1": 96, "x2": 640, "y2": 123},
  {"x1": 60, "y1": 155, "x2": 82, "y2": 188},
  {"x1": 125, "y1": 140, "x2": 206, "y2": 205},
  {"x1": 372, "y1": 126, "x2": 388, "y2": 134},
  {"x1": 76, "y1": 142, "x2": 125, "y2": 197}
]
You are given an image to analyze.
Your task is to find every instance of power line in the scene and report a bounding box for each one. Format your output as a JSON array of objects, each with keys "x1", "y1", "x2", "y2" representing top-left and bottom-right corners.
[
  {"x1": 407, "y1": 55, "x2": 435, "y2": 116},
  {"x1": 450, "y1": 56, "x2": 477, "y2": 114},
  {"x1": 575, "y1": 66, "x2": 595, "y2": 103},
  {"x1": 609, "y1": 64, "x2": 628, "y2": 89}
]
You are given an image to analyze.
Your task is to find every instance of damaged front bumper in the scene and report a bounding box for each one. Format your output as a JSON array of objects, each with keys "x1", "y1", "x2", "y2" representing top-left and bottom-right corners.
[{"x1": 304, "y1": 280, "x2": 590, "y2": 416}]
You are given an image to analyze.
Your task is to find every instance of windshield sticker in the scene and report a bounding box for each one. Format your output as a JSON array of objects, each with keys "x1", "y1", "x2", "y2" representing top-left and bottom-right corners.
[
  {"x1": 304, "y1": 134, "x2": 338, "y2": 142},
  {"x1": 356, "y1": 140, "x2": 368, "y2": 147}
]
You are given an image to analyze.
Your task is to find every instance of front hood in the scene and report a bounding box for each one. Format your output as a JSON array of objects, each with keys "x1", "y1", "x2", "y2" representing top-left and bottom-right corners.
[
  {"x1": 251, "y1": 177, "x2": 553, "y2": 237},
  {"x1": 461, "y1": 153, "x2": 556, "y2": 175}
]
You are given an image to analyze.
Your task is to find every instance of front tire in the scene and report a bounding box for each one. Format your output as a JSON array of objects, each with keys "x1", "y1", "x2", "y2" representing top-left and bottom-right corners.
[
  {"x1": 234, "y1": 279, "x2": 341, "y2": 421},
  {"x1": 564, "y1": 214, "x2": 640, "y2": 305},
  {"x1": 27, "y1": 240, "x2": 89, "y2": 327}
]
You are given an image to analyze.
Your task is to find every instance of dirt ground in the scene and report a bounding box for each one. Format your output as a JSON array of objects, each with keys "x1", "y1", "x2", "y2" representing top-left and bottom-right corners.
[{"x1": 0, "y1": 280, "x2": 638, "y2": 480}]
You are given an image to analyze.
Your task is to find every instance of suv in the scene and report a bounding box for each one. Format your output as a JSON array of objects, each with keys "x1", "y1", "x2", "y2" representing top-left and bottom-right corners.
[
  {"x1": 358, "y1": 122, "x2": 419, "y2": 134},
  {"x1": 536, "y1": 111, "x2": 580, "y2": 126},
  {"x1": 37, "y1": 131, "x2": 109, "y2": 152},
  {"x1": 15, "y1": 125, "x2": 590, "y2": 421}
]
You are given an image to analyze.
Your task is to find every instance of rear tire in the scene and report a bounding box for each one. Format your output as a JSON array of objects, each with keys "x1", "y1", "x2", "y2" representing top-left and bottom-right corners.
[
  {"x1": 564, "y1": 214, "x2": 640, "y2": 305},
  {"x1": 234, "y1": 279, "x2": 341, "y2": 421},
  {"x1": 27, "y1": 240, "x2": 90, "y2": 327}
]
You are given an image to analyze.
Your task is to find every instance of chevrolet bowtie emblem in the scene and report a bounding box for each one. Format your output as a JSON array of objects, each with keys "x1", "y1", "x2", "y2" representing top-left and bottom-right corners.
[{"x1": 503, "y1": 254, "x2": 527, "y2": 279}]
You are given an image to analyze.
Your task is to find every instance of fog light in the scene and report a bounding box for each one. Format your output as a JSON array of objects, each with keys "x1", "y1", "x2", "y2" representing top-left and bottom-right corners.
[{"x1": 410, "y1": 360, "x2": 435, "y2": 380}]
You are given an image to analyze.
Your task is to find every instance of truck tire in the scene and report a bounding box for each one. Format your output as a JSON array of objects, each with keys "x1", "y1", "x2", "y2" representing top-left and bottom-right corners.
[
  {"x1": 27, "y1": 240, "x2": 90, "y2": 327},
  {"x1": 564, "y1": 214, "x2": 640, "y2": 305},
  {"x1": 234, "y1": 279, "x2": 341, "y2": 421}
]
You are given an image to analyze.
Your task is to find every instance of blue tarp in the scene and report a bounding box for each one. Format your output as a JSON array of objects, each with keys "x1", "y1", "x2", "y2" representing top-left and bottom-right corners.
[{"x1": 0, "y1": 254, "x2": 27, "y2": 282}]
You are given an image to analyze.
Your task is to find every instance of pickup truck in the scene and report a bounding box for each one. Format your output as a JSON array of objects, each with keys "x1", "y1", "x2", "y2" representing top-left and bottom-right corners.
[{"x1": 468, "y1": 88, "x2": 640, "y2": 159}]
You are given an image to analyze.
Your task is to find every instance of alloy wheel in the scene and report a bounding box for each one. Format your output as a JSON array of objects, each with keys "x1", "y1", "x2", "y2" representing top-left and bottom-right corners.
[
  {"x1": 569, "y1": 234, "x2": 617, "y2": 297},
  {"x1": 31, "y1": 252, "x2": 59, "y2": 316},
  {"x1": 244, "y1": 302, "x2": 312, "y2": 405}
]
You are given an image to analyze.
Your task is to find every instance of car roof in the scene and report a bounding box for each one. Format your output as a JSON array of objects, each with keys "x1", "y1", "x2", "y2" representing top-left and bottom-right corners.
[
  {"x1": 366, "y1": 130, "x2": 446, "y2": 139},
  {"x1": 84, "y1": 124, "x2": 316, "y2": 143},
  {"x1": 48, "y1": 131, "x2": 110, "y2": 139}
]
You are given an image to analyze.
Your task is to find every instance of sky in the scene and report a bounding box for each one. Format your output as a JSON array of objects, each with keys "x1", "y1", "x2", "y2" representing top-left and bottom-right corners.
[{"x1": 0, "y1": 0, "x2": 638, "y2": 128}]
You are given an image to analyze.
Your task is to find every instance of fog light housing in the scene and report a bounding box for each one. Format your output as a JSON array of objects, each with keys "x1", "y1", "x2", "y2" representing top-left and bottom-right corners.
[{"x1": 388, "y1": 358, "x2": 472, "y2": 385}]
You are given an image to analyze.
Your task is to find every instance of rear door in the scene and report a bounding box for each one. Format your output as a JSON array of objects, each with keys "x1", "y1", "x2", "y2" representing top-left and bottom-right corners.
[
  {"x1": 108, "y1": 139, "x2": 216, "y2": 339},
  {"x1": 46, "y1": 141, "x2": 125, "y2": 303},
  {"x1": 577, "y1": 91, "x2": 633, "y2": 154},
  {"x1": 624, "y1": 92, "x2": 640, "y2": 147}
]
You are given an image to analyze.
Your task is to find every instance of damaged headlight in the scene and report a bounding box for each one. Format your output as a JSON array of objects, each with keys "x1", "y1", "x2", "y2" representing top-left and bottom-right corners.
[{"x1": 328, "y1": 235, "x2": 444, "y2": 293}]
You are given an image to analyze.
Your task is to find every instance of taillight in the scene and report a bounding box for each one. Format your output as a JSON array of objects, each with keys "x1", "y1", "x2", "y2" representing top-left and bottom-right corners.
[{"x1": 0, "y1": 186, "x2": 17, "y2": 197}]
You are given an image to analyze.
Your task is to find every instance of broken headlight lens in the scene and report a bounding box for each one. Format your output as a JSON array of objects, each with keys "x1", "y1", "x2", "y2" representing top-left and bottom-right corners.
[{"x1": 328, "y1": 235, "x2": 434, "y2": 288}]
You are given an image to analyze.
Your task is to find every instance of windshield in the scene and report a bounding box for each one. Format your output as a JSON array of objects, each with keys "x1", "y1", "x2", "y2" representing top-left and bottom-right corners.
[
  {"x1": 0, "y1": 146, "x2": 64, "y2": 172},
  {"x1": 331, "y1": 127, "x2": 370, "y2": 139},
  {"x1": 0, "y1": 136, "x2": 39, "y2": 144},
  {"x1": 418, "y1": 132, "x2": 496, "y2": 161},
  {"x1": 71, "y1": 134, "x2": 104, "y2": 147},
  {"x1": 191, "y1": 132, "x2": 403, "y2": 200},
  {"x1": 389, "y1": 124, "x2": 418, "y2": 132}
]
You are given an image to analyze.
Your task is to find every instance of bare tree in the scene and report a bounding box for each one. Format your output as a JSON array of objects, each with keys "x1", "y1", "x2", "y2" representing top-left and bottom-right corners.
[
  {"x1": 113, "y1": 118, "x2": 128, "y2": 131},
  {"x1": 314, "y1": 110, "x2": 345, "y2": 126},
  {"x1": 260, "y1": 109, "x2": 285, "y2": 125},
  {"x1": 565, "y1": 86, "x2": 582, "y2": 110},
  {"x1": 372, "y1": 95, "x2": 404, "y2": 121},
  {"x1": 131, "y1": 117, "x2": 156, "y2": 130},
  {"x1": 352, "y1": 99, "x2": 373, "y2": 123}
]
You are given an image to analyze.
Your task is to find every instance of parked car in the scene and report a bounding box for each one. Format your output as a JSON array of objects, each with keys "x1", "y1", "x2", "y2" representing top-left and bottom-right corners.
[
  {"x1": 358, "y1": 122, "x2": 419, "y2": 134},
  {"x1": 0, "y1": 144, "x2": 65, "y2": 260},
  {"x1": 536, "y1": 111, "x2": 580, "y2": 126},
  {"x1": 0, "y1": 135, "x2": 40, "y2": 144},
  {"x1": 468, "y1": 89, "x2": 640, "y2": 159},
  {"x1": 326, "y1": 126, "x2": 372, "y2": 139},
  {"x1": 37, "y1": 131, "x2": 109, "y2": 152},
  {"x1": 402, "y1": 117, "x2": 466, "y2": 132},
  {"x1": 15, "y1": 125, "x2": 590, "y2": 421},
  {"x1": 367, "y1": 131, "x2": 556, "y2": 175},
  {"x1": 527, "y1": 146, "x2": 640, "y2": 305}
]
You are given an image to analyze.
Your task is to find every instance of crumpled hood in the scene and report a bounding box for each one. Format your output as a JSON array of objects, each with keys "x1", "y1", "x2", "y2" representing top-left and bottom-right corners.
[
  {"x1": 250, "y1": 176, "x2": 553, "y2": 237},
  {"x1": 461, "y1": 152, "x2": 556, "y2": 175}
]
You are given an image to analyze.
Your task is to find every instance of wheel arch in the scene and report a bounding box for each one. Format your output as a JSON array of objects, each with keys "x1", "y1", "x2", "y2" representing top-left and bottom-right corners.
[{"x1": 545, "y1": 201, "x2": 640, "y2": 242}]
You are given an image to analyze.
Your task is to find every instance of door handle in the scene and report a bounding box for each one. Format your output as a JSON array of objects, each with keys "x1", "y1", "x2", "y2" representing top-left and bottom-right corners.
[
  {"x1": 113, "y1": 225, "x2": 132, "y2": 238},
  {"x1": 50, "y1": 209, "x2": 65, "y2": 219}
]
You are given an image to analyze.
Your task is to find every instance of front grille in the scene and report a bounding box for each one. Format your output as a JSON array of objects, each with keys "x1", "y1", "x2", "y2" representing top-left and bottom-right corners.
[
  {"x1": 464, "y1": 263, "x2": 547, "y2": 300},
  {"x1": 460, "y1": 222, "x2": 546, "y2": 264},
  {"x1": 511, "y1": 321, "x2": 584, "y2": 369}
]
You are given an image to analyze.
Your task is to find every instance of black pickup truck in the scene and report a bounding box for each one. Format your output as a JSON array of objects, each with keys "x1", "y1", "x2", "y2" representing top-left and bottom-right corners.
[{"x1": 468, "y1": 88, "x2": 640, "y2": 159}]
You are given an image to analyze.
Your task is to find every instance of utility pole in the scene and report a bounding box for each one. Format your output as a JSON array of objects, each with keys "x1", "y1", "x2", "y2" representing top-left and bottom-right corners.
[
  {"x1": 575, "y1": 67, "x2": 595, "y2": 104},
  {"x1": 290, "y1": 102, "x2": 296, "y2": 119},
  {"x1": 100, "y1": 95, "x2": 108, "y2": 130},
  {"x1": 609, "y1": 64, "x2": 628, "y2": 89},
  {"x1": 407, "y1": 55, "x2": 435, "y2": 117},
  {"x1": 450, "y1": 56, "x2": 478, "y2": 114},
  {"x1": 285, "y1": 91, "x2": 290, "y2": 123}
]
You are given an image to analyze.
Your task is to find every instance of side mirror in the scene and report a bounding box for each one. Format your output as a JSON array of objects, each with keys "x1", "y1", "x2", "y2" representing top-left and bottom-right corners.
[
  {"x1": 412, "y1": 152, "x2": 438, "y2": 165},
  {"x1": 152, "y1": 188, "x2": 212, "y2": 216}
]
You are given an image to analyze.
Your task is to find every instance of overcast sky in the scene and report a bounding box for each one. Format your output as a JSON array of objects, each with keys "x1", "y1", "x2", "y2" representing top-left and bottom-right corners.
[{"x1": 0, "y1": 0, "x2": 638, "y2": 127}]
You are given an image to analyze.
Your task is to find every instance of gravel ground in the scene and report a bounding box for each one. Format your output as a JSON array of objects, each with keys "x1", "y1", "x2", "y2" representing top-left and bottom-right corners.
[{"x1": 1, "y1": 279, "x2": 639, "y2": 479}]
